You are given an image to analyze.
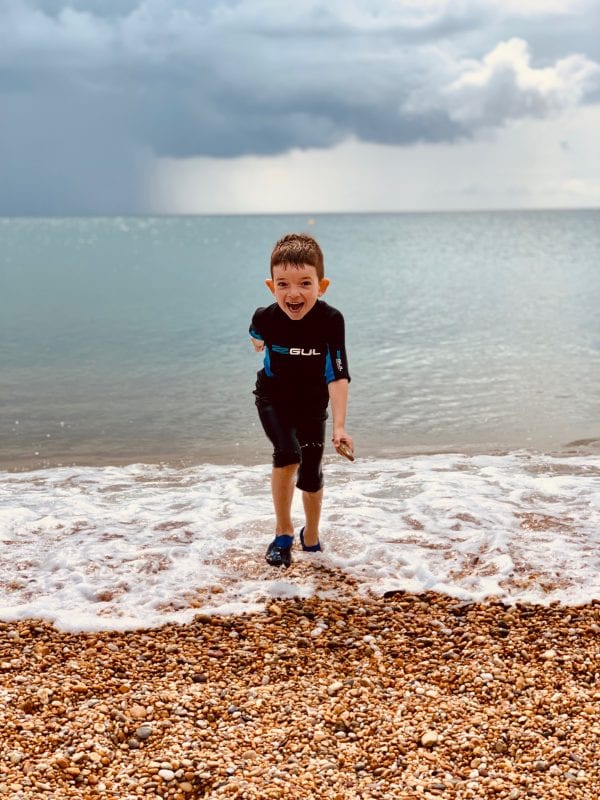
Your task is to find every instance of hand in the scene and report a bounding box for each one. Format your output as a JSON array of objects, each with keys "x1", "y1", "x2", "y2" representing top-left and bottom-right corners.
[
  {"x1": 250, "y1": 337, "x2": 265, "y2": 352},
  {"x1": 332, "y1": 428, "x2": 354, "y2": 457}
]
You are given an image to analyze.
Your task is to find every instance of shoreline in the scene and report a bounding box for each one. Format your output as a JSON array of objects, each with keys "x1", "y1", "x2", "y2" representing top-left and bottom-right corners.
[
  {"x1": 1, "y1": 593, "x2": 598, "y2": 799},
  {"x1": 1, "y1": 438, "x2": 599, "y2": 474}
]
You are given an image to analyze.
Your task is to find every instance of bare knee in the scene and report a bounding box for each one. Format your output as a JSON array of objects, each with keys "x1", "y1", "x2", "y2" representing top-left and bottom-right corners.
[{"x1": 273, "y1": 463, "x2": 298, "y2": 478}]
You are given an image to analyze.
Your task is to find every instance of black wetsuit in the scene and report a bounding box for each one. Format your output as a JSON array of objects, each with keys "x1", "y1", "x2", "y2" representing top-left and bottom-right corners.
[{"x1": 250, "y1": 300, "x2": 350, "y2": 492}]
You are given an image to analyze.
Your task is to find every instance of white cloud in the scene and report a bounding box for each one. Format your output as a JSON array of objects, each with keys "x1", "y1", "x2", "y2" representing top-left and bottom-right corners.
[{"x1": 442, "y1": 38, "x2": 600, "y2": 126}]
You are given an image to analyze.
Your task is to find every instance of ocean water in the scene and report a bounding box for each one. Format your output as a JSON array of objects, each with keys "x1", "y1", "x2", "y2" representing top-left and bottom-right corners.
[{"x1": 1, "y1": 211, "x2": 599, "y2": 629}]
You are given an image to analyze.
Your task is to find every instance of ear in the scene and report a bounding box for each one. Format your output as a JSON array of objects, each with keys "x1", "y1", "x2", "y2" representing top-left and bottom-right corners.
[
  {"x1": 318, "y1": 278, "x2": 330, "y2": 296},
  {"x1": 265, "y1": 279, "x2": 275, "y2": 294}
]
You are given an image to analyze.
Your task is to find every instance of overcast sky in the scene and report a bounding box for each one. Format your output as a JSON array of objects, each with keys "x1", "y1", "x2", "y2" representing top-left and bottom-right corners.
[{"x1": 1, "y1": 0, "x2": 599, "y2": 214}]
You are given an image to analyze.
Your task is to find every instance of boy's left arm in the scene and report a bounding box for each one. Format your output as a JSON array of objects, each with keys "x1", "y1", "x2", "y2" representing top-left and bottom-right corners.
[{"x1": 328, "y1": 378, "x2": 353, "y2": 452}]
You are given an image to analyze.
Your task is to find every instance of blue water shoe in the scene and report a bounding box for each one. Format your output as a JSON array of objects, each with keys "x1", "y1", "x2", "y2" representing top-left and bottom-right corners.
[
  {"x1": 265, "y1": 535, "x2": 294, "y2": 568},
  {"x1": 299, "y1": 527, "x2": 322, "y2": 552}
]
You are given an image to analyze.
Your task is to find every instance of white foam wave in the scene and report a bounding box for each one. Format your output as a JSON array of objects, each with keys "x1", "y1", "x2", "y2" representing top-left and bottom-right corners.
[{"x1": 1, "y1": 453, "x2": 598, "y2": 631}]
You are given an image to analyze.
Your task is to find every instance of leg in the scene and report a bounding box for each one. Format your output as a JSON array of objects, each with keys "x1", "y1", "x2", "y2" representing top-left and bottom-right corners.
[
  {"x1": 301, "y1": 488, "x2": 323, "y2": 547},
  {"x1": 256, "y1": 400, "x2": 301, "y2": 567},
  {"x1": 296, "y1": 411, "x2": 327, "y2": 549},
  {"x1": 272, "y1": 464, "x2": 297, "y2": 535},
  {"x1": 257, "y1": 401, "x2": 302, "y2": 532}
]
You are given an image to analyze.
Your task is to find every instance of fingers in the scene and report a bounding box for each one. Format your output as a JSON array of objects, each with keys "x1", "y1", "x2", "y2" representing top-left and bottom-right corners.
[
  {"x1": 332, "y1": 433, "x2": 354, "y2": 449},
  {"x1": 332, "y1": 431, "x2": 355, "y2": 461},
  {"x1": 335, "y1": 441, "x2": 355, "y2": 461}
]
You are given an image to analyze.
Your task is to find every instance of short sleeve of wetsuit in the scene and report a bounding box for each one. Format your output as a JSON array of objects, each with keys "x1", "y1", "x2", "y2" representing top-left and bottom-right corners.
[
  {"x1": 324, "y1": 308, "x2": 351, "y2": 384},
  {"x1": 249, "y1": 308, "x2": 265, "y2": 341}
]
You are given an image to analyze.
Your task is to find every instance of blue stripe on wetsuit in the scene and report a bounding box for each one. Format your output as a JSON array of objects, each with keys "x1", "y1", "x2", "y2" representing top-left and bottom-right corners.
[
  {"x1": 263, "y1": 347, "x2": 273, "y2": 377},
  {"x1": 324, "y1": 346, "x2": 335, "y2": 384}
]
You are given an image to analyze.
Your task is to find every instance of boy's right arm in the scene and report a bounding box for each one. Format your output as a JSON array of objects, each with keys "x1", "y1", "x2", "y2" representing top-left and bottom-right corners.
[
  {"x1": 328, "y1": 378, "x2": 353, "y2": 454},
  {"x1": 249, "y1": 312, "x2": 265, "y2": 352}
]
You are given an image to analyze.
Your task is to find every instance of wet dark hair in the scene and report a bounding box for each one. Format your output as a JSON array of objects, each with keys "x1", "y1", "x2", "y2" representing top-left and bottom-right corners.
[{"x1": 270, "y1": 233, "x2": 325, "y2": 280}]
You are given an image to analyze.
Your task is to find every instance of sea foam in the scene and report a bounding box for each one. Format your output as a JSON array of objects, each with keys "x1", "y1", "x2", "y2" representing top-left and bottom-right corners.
[{"x1": 1, "y1": 452, "x2": 598, "y2": 631}]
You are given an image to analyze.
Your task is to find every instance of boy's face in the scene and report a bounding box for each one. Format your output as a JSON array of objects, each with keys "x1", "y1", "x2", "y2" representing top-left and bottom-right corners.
[{"x1": 266, "y1": 263, "x2": 330, "y2": 321}]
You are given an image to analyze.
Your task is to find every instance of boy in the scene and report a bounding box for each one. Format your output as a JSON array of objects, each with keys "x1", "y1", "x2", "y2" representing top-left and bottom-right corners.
[{"x1": 249, "y1": 233, "x2": 353, "y2": 568}]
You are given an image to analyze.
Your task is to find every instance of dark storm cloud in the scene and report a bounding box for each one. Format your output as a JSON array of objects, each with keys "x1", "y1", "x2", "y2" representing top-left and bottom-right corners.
[
  {"x1": 1, "y1": 0, "x2": 599, "y2": 213},
  {"x1": 0, "y1": 86, "x2": 148, "y2": 215}
]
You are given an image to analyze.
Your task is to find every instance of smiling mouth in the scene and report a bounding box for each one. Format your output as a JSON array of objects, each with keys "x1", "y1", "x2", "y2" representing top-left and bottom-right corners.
[{"x1": 287, "y1": 302, "x2": 304, "y2": 313}]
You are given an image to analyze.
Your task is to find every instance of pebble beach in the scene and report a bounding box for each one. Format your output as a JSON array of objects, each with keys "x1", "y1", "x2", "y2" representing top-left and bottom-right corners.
[{"x1": 1, "y1": 589, "x2": 598, "y2": 800}]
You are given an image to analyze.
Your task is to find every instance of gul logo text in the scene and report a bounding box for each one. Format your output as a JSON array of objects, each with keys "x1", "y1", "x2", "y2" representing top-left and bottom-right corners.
[{"x1": 289, "y1": 348, "x2": 321, "y2": 356}]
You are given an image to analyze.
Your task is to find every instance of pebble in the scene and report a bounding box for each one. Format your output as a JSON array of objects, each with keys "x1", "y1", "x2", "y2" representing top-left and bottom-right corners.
[
  {"x1": 541, "y1": 648, "x2": 558, "y2": 660},
  {"x1": 0, "y1": 593, "x2": 597, "y2": 800},
  {"x1": 135, "y1": 725, "x2": 153, "y2": 740},
  {"x1": 421, "y1": 731, "x2": 439, "y2": 748},
  {"x1": 130, "y1": 704, "x2": 147, "y2": 719}
]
